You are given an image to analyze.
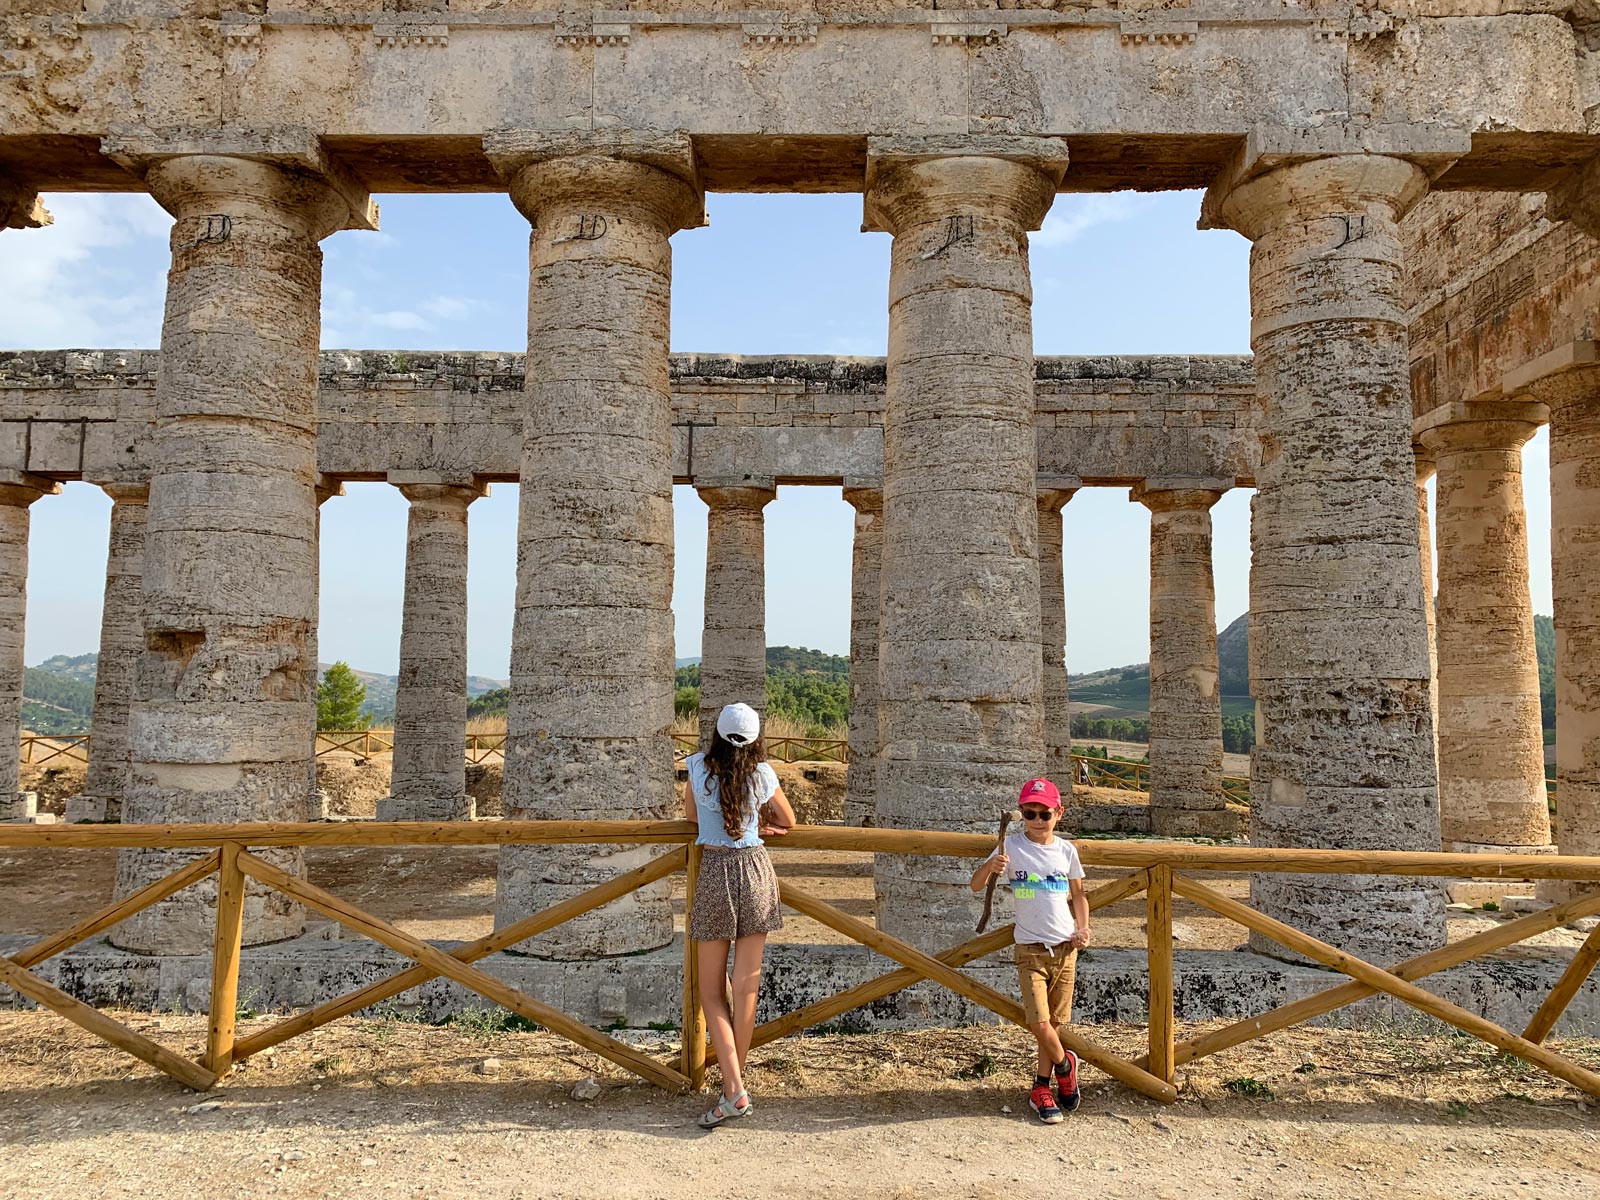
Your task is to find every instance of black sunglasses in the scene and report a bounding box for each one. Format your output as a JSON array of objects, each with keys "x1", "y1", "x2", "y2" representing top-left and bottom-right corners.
[{"x1": 1020, "y1": 807, "x2": 1056, "y2": 821}]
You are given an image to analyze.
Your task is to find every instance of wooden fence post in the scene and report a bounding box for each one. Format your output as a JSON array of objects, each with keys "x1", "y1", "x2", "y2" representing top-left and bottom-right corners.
[
  {"x1": 682, "y1": 844, "x2": 707, "y2": 1090},
  {"x1": 205, "y1": 841, "x2": 248, "y2": 1076},
  {"x1": 1147, "y1": 864, "x2": 1175, "y2": 1085}
]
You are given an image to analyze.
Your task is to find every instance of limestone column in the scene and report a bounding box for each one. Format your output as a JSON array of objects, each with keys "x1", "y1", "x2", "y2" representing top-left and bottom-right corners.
[
  {"x1": 104, "y1": 141, "x2": 376, "y2": 953},
  {"x1": 865, "y1": 136, "x2": 1068, "y2": 949},
  {"x1": 485, "y1": 130, "x2": 703, "y2": 958},
  {"x1": 1415, "y1": 448, "x2": 1439, "y2": 763},
  {"x1": 305, "y1": 477, "x2": 344, "y2": 823},
  {"x1": 1418, "y1": 410, "x2": 1552, "y2": 853},
  {"x1": 1202, "y1": 154, "x2": 1445, "y2": 963},
  {"x1": 1037, "y1": 485, "x2": 1077, "y2": 795},
  {"x1": 695, "y1": 479, "x2": 776, "y2": 748},
  {"x1": 377, "y1": 477, "x2": 487, "y2": 822},
  {"x1": 843, "y1": 483, "x2": 883, "y2": 827},
  {"x1": 1520, "y1": 361, "x2": 1600, "y2": 896},
  {"x1": 69, "y1": 482, "x2": 150, "y2": 824},
  {"x1": 0, "y1": 473, "x2": 60, "y2": 822},
  {"x1": 1134, "y1": 484, "x2": 1228, "y2": 838}
]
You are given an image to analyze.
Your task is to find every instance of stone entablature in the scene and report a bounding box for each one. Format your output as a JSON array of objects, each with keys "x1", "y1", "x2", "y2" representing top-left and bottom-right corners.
[
  {"x1": 1405, "y1": 190, "x2": 1600, "y2": 418},
  {"x1": 1, "y1": 9, "x2": 1587, "y2": 196},
  {"x1": 0, "y1": 350, "x2": 1260, "y2": 487}
]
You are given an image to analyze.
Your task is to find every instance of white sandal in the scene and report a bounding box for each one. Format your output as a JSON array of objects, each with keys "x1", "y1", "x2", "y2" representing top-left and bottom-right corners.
[{"x1": 697, "y1": 1089, "x2": 753, "y2": 1128}]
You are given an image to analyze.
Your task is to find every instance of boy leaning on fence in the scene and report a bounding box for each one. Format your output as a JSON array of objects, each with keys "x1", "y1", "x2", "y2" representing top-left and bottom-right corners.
[{"x1": 969, "y1": 778, "x2": 1090, "y2": 1124}]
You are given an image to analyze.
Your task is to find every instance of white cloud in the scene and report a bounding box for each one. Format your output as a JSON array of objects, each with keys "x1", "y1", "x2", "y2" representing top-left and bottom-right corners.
[
  {"x1": 1033, "y1": 194, "x2": 1160, "y2": 249},
  {"x1": 420, "y1": 294, "x2": 476, "y2": 320},
  {"x1": 369, "y1": 310, "x2": 430, "y2": 331},
  {"x1": 0, "y1": 193, "x2": 172, "y2": 348}
]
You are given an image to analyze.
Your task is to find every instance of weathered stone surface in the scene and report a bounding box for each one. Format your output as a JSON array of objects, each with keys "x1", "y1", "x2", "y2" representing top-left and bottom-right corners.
[
  {"x1": 4, "y1": 934, "x2": 1596, "y2": 1042},
  {"x1": 491, "y1": 132, "x2": 701, "y2": 958},
  {"x1": 377, "y1": 479, "x2": 485, "y2": 823},
  {"x1": 1206, "y1": 154, "x2": 1445, "y2": 964},
  {"x1": 1135, "y1": 485, "x2": 1228, "y2": 836},
  {"x1": 1418, "y1": 410, "x2": 1552, "y2": 852},
  {"x1": 110, "y1": 152, "x2": 369, "y2": 954},
  {"x1": 71, "y1": 483, "x2": 149, "y2": 824},
  {"x1": 1519, "y1": 363, "x2": 1600, "y2": 900},
  {"x1": 842, "y1": 484, "x2": 882, "y2": 827},
  {"x1": 0, "y1": 349, "x2": 1262, "y2": 488},
  {"x1": 868, "y1": 139, "x2": 1066, "y2": 950},
  {"x1": 0, "y1": 473, "x2": 58, "y2": 820},
  {"x1": 1036, "y1": 487, "x2": 1076, "y2": 800},
  {"x1": 695, "y1": 480, "x2": 775, "y2": 748}
]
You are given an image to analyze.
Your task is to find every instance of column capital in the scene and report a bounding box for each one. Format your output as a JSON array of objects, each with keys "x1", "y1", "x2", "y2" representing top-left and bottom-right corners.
[
  {"x1": 483, "y1": 128, "x2": 705, "y2": 232},
  {"x1": 96, "y1": 481, "x2": 151, "y2": 506},
  {"x1": 1544, "y1": 152, "x2": 1600, "y2": 242},
  {"x1": 1132, "y1": 478, "x2": 1227, "y2": 513},
  {"x1": 315, "y1": 475, "x2": 345, "y2": 505},
  {"x1": 0, "y1": 471, "x2": 60, "y2": 507},
  {"x1": 841, "y1": 483, "x2": 883, "y2": 513},
  {"x1": 1415, "y1": 412, "x2": 1543, "y2": 459},
  {"x1": 396, "y1": 481, "x2": 488, "y2": 508},
  {"x1": 1036, "y1": 487, "x2": 1077, "y2": 514},
  {"x1": 1198, "y1": 123, "x2": 1465, "y2": 238},
  {"x1": 102, "y1": 126, "x2": 377, "y2": 234},
  {"x1": 697, "y1": 479, "x2": 776, "y2": 510},
  {"x1": 1413, "y1": 444, "x2": 1437, "y2": 484},
  {"x1": 862, "y1": 135, "x2": 1069, "y2": 236},
  {"x1": 0, "y1": 172, "x2": 51, "y2": 230},
  {"x1": 1201, "y1": 153, "x2": 1433, "y2": 242}
]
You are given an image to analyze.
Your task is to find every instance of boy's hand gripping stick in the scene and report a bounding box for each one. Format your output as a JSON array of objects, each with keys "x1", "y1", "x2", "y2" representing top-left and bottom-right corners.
[{"x1": 975, "y1": 809, "x2": 1020, "y2": 934}]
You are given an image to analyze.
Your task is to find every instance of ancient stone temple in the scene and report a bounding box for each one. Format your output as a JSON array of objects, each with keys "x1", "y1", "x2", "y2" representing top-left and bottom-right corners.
[{"x1": 2, "y1": 3, "x2": 1598, "y2": 992}]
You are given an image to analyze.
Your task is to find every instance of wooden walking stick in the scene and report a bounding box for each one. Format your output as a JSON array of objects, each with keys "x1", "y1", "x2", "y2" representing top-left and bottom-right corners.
[{"x1": 976, "y1": 809, "x2": 1020, "y2": 934}]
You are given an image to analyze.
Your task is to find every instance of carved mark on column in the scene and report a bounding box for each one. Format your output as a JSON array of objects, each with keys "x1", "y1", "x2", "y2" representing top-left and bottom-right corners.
[
  {"x1": 1318, "y1": 214, "x2": 1368, "y2": 255},
  {"x1": 554, "y1": 215, "x2": 608, "y2": 244},
  {"x1": 920, "y1": 215, "x2": 975, "y2": 260}
]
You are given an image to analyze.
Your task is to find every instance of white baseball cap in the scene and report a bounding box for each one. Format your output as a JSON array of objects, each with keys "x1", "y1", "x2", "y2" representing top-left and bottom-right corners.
[{"x1": 715, "y1": 702, "x2": 761, "y2": 746}]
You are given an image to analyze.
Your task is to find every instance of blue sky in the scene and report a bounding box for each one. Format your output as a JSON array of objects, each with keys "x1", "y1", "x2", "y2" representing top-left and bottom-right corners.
[{"x1": 3, "y1": 188, "x2": 1552, "y2": 678}]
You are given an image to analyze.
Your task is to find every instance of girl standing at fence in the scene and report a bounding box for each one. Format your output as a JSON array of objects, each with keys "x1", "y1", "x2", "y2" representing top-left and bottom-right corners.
[{"x1": 684, "y1": 702, "x2": 795, "y2": 1128}]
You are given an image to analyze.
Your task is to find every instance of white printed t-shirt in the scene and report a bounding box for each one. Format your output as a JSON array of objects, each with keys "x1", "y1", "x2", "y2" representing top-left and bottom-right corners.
[{"x1": 988, "y1": 834, "x2": 1086, "y2": 948}]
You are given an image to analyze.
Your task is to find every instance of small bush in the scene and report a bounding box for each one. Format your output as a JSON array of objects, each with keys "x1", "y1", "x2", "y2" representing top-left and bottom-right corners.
[
  {"x1": 1223, "y1": 1076, "x2": 1273, "y2": 1100},
  {"x1": 954, "y1": 1053, "x2": 1002, "y2": 1080}
]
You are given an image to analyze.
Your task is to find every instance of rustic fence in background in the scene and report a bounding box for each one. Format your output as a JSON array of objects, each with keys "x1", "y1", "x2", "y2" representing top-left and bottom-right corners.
[{"x1": 1, "y1": 821, "x2": 1598, "y2": 1102}]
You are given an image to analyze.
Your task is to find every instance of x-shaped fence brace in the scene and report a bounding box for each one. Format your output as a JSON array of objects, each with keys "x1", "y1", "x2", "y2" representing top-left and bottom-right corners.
[
  {"x1": 19, "y1": 735, "x2": 91, "y2": 767},
  {"x1": 2, "y1": 826, "x2": 1599, "y2": 1105}
]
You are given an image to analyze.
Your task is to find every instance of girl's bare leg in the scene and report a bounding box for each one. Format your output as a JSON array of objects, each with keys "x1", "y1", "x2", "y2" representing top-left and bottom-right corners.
[
  {"x1": 697, "y1": 939, "x2": 747, "y2": 1107},
  {"x1": 730, "y1": 932, "x2": 768, "y2": 1072}
]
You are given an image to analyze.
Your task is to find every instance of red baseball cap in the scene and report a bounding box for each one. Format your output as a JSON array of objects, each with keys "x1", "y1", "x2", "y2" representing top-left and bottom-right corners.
[{"x1": 1018, "y1": 778, "x2": 1061, "y2": 809}]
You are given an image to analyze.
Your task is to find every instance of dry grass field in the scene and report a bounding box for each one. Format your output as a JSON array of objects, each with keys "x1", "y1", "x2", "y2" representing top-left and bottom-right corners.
[{"x1": 0, "y1": 1011, "x2": 1595, "y2": 1199}]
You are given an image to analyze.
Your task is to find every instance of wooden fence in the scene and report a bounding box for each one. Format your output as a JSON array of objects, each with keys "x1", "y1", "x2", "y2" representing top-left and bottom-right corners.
[
  {"x1": 16, "y1": 737, "x2": 1560, "y2": 809},
  {"x1": 18, "y1": 734, "x2": 90, "y2": 767},
  {"x1": 2, "y1": 820, "x2": 1599, "y2": 1103}
]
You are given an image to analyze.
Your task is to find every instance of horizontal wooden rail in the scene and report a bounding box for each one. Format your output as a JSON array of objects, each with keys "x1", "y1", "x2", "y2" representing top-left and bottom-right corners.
[{"x1": 6, "y1": 822, "x2": 1600, "y2": 880}]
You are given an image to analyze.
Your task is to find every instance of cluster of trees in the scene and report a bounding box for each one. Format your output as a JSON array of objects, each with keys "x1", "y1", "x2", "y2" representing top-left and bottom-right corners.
[
  {"x1": 20, "y1": 666, "x2": 96, "y2": 734},
  {"x1": 1069, "y1": 713, "x2": 1149, "y2": 743},
  {"x1": 468, "y1": 687, "x2": 510, "y2": 720},
  {"x1": 1222, "y1": 714, "x2": 1255, "y2": 754},
  {"x1": 674, "y1": 647, "x2": 850, "y2": 735}
]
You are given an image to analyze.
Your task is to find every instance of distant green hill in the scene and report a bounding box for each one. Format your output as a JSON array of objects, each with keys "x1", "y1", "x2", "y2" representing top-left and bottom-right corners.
[{"x1": 22, "y1": 659, "x2": 95, "y2": 735}]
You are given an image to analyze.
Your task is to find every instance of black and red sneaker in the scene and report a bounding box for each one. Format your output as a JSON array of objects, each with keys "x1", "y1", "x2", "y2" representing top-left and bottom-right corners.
[
  {"x1": 1055, "y1": 1050, "x2": 1081, "y2": 1113},
  {"x1": 1029, "y1": 1082, "x2": 1064, "y2": 1124}
]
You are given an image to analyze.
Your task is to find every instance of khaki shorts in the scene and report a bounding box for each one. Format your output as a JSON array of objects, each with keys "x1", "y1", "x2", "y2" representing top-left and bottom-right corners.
[{"x1": 1014, "y1": 942, "x2": 1078, "y2": 1027}]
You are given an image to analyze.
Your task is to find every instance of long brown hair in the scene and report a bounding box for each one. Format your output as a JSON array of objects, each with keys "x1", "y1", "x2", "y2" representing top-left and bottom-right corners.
[{"x1": 703, "y1": 730, "x2": 767, "y2": 840}]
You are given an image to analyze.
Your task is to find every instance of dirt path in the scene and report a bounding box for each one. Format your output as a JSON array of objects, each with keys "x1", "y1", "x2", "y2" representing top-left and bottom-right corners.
[{"x1": 0, "y1": 1013, "x2": 1595, "y2": 1199}]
